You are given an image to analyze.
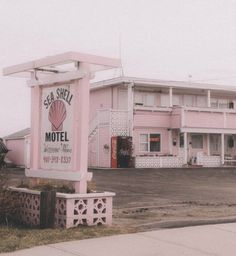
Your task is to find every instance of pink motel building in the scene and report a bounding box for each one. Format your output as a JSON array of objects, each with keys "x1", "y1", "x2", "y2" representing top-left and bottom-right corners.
[{"x1": 5, "y1": 76, "x2": 236, "y2": 168}]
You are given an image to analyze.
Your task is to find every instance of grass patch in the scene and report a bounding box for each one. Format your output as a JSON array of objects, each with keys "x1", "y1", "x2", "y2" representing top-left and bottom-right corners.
[{"x1": 0, "y1": 224, "x2": 137, "y2": 253}]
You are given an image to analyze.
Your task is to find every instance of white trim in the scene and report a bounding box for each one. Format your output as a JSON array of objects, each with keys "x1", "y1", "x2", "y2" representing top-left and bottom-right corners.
[
  {"x1": 26, "y1": 169, "x2": 93, "y2": 181},
  {"x1": 181, "y1": 127, "x2": 236, "y2": 134},
  {"x1": 184, "y1": 106, "x2": 236, "y2": 113}
]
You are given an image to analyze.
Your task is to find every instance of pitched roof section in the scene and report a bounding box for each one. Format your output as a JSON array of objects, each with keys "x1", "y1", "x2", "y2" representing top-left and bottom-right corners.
[
  {"x1": 4, "y1": 128, "x2": 30, "y2": 140},
  {"x1": 91, "y1": 76, "x2": 236, "y2": 93}
]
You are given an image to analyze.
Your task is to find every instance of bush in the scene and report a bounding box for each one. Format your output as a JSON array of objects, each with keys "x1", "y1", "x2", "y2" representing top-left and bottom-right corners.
[{"x1": 0, "y1": 175, "x2": 19, "y2": 225}]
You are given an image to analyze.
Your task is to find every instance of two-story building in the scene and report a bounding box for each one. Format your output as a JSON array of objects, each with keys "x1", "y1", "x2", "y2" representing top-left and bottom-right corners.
[
  {"x1": 89, "y1": 76, "x2": 236, "y2": 168},
  {"x1": 5, "y1": 76, "x2": 236, "y2": 168}
]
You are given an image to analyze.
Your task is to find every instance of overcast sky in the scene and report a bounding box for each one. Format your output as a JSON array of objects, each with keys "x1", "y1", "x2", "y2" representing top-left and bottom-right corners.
[{"x1": 1, "y1": 0, "x2": 236, "y2": 136}]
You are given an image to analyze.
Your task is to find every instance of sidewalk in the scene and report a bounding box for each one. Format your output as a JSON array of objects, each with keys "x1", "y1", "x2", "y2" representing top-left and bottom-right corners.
[{"x1": 2, "y1": 223, "x2": 236, "y2": 256}]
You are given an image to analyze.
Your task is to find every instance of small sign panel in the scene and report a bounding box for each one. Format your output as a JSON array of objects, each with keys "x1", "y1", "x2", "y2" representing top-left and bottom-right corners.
[{"x1": 40, "y1": 85, "x2": 74, "y2": 170}]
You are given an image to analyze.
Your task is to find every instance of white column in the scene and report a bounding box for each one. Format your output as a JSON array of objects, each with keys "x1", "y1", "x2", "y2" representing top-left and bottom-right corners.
[
  {"x1": 184, "y1": 132, "x2": 188, "y2": 164},
  {"x1": 207, "y1": 90, "x2": 211, "y2": 108},
  {"x1": 169, "y1": 87, "x2": 173, "y2": 107},
  {"x1": 127, "y1": 82, "x2": 134, "y2": 137},
  {"x1": 221, "y1": 133, "x2": 224, "y2": 165},
  {"x1": 207, "y1": 134, "x2": 210, "y2": 156}
]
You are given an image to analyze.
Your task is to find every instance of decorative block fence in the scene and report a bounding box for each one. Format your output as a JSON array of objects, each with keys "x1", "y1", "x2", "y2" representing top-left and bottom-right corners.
[
  {"x1": 135, "y1": 155, "x2": 184, "y2": 168},
  {"x1": 10, "y1": 187, "x2": 115, "y2": 228},
  {"x1": 196, "y1": 153, "x2": 221, "y2": 167}
]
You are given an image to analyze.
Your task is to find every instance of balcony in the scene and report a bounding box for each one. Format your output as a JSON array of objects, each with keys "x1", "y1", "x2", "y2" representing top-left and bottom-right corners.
[{"x1": 171, "y1": 106, "x2": 236, "y2": 132}]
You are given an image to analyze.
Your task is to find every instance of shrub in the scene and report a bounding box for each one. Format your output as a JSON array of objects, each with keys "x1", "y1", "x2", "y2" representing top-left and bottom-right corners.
[{"x1": 0, "y1": 175, "x2": 19, "y2": 225}]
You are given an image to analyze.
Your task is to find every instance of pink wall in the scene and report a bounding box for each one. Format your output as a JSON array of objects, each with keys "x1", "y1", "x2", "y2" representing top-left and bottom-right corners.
[
  {"x1": 98, "y1": 126, "x2": 110, "y2": 167},
  {"x1": 170, "y1": 108, "x2": 181, "y2": 128},
  {"x1": 185, "y1": 110, "x2": 236, "y2": 129},
  {"x1": 89, "y1": 85, "x2": 122, "y2": 121},
  {"x1": 88, "y1": 126, "x2": 110, "y2": 168},
  {"x1": 5, "y1": 139, "x2": 25, "y2": 166},
  {"x1": 134, "y1": 110, "x2": 171, "y2": 128},
  {"x1": 185, "y1": 111, "x2": 224, "y2": 128},
  {"x1": 225, "y1": 113, "x2": 236, "y2": 129},
  {"x1": 89, "y1": 87, "x2": 112, "y2": 120},
  {"x1": 88, "y1": 135, "x2": 97, "y2": 167}
]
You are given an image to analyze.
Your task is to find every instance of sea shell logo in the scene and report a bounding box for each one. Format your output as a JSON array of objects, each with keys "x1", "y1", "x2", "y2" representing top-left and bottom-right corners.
[{"x1": 48, "y1": 100, "x2": 67, "y2": 131}]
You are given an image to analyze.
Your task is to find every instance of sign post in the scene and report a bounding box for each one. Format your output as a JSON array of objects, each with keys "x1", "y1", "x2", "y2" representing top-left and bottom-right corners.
[{"x1": 3, "y1": 52, "x2": 120, "y2": 193}]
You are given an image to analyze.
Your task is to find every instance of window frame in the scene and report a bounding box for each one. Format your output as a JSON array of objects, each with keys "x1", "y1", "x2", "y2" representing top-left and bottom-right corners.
[{"x1": 139, "y1": 133, "x2": 161, "y2": 153}]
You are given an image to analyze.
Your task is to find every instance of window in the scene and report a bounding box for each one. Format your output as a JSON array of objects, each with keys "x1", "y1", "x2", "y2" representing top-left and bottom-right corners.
[
  {"x1": 228, "y1": 136, "x2": 234, "y2": 148},
  {"x1": 196, "y1": 96, "x2": 207, "y2": 107},
  {"x1": 140, "y1": 133, "x2": 161, "y2": 152},
  {"x1": 173, "y1": 95, "x2": 180, "y2": 106},
  {"x1": 191, "y1": 134, "x2": 203, "y2": 149},
  {"x1": 160, "y1": 94, "x2": 169, "y2": 107},
  {"x1": 140, "y1": 134, "x2": 148, "y2": 151},
  {"x1": 210, "y1": 134, "x2": 220, "y2": 152},
  {"x1": 145, "y1": 94, "x2": 155, "y2": 106},
  {"x1": 183, "y1": 95, "x2": 194, "y2": 107},
  {"x1": 135, "y1": 92, "x2": 156, "y2": 107},
  {"x1": 218, "y1": 99, "x2": 228, "y2": 109},
  {"x1": 211, "y1": 98, "x2": 233, "y2": 109},
  {"x1": 118, "y1": 89, "x2": 128, "y2": 109},
  {"x1": 134, "y1": 92, "x2": 144, "y2": 106},
  {"x1": 211, "y1": 98, "x2": 218, "y2": 108}
]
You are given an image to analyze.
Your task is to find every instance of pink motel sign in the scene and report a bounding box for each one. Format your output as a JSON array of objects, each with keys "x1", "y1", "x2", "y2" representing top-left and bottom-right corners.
[
  {"x1": 41, "y1": 85, "x2": 74, "y2": 171},
  {"x1": 3, "y1": 52, "x2": 120, "y2": 193}
]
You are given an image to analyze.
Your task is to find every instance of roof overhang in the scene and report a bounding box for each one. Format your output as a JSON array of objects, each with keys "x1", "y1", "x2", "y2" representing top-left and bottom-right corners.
[
  {"x1": 90, "y1": 76, "x2": 236, "y2": 94},
  {"x1": 3, "y1": 51, "x2": 121, "y2": 79}
]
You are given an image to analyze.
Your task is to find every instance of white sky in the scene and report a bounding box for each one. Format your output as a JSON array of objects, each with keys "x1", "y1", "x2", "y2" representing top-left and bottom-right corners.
[{"x1": 1, "y1": 0, "x2": 236, "y2": 136}]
